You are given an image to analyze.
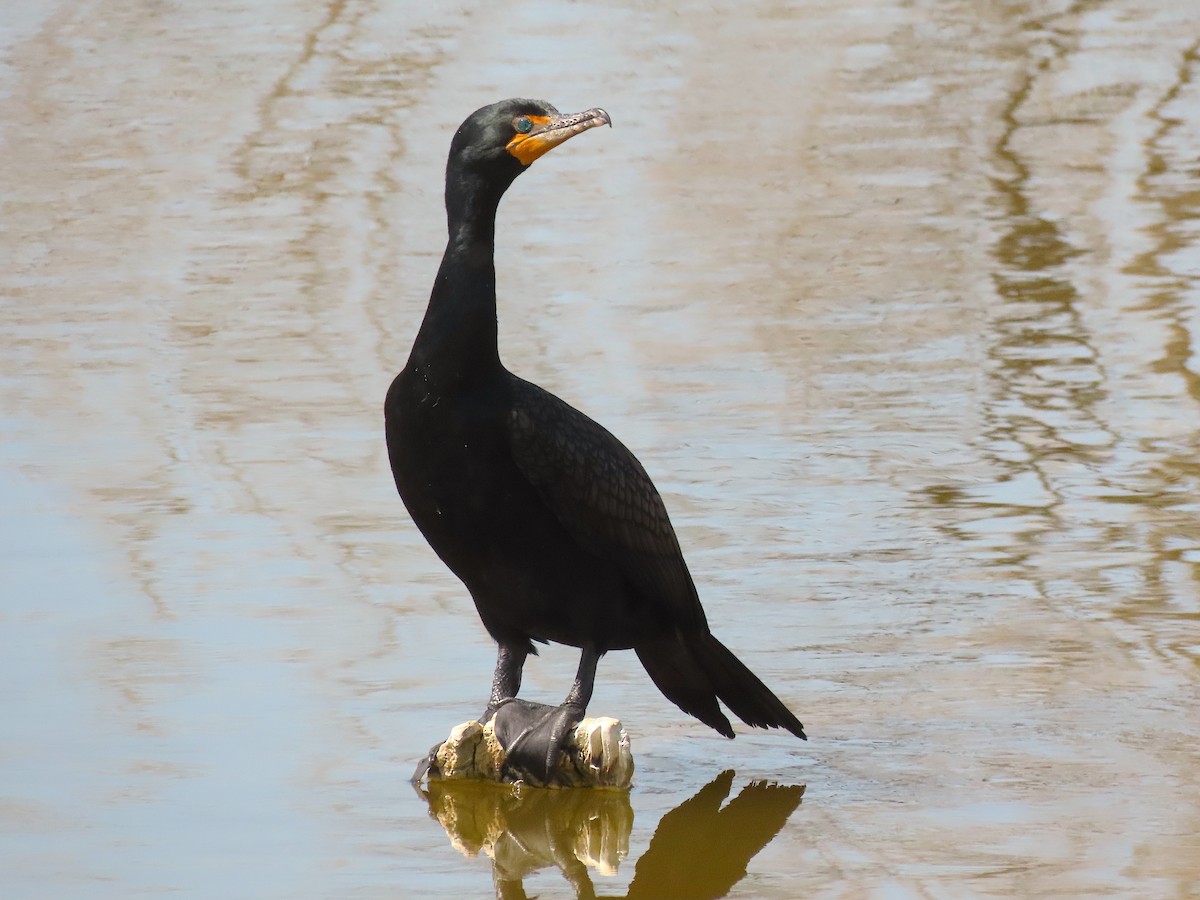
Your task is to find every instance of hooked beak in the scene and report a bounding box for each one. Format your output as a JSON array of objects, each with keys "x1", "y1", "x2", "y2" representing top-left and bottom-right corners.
[{"x1": 506, "y1": 107, "x2": 612, "y2": 166}]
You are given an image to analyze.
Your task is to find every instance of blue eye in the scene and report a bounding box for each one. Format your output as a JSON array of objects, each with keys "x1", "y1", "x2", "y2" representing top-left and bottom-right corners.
[{"x1": 514, "y1": 116, "x2": 533, "y2": 134}]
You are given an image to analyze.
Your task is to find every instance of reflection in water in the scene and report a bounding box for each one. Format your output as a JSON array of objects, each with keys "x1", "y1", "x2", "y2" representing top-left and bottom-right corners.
[
  {"x1": 919, "y1": 22, "x2": 1200, "y2": 672},
  {"x1": 418, "y1": 771, "x2": 804, "y2": 899},
  {"x1": 925, "y1": 46, "x2": 1107, "y2": 564},
  {"x1": 1118, "y1": 38, "x2": 1200, "y2": 667},
  {"x1": 419, "y1": 779, "x2": 633, "y2": 898},
  {"x1": 967, "y1": 20, "x2": 1200, "y2": 672}
]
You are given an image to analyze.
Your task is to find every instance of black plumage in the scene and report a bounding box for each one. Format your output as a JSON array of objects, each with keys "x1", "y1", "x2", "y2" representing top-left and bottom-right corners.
[{"x1": 386, "y1": 99, "x2": 805, "y2": 778}]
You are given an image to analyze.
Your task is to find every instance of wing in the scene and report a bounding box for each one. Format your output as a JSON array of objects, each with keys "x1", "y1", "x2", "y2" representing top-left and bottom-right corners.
[{"x1": 507, "y1": 377, "x2": 705, "y2": 625}]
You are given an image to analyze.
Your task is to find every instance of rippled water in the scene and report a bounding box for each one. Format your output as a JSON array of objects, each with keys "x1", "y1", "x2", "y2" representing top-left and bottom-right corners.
[{"x1": 2, "y1": 1, "x2": 1198, "y2": 896}]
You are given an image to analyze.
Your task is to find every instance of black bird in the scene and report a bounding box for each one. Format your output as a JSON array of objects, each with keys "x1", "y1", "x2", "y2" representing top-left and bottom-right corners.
[{"x1": 386, "y1": 99, "x2": 806, "y2": 781}]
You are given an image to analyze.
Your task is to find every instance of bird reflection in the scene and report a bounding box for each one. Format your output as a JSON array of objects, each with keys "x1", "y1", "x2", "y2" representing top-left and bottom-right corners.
[{"x1": 417, "y1": 769, "x2": 805, "y2": 899}]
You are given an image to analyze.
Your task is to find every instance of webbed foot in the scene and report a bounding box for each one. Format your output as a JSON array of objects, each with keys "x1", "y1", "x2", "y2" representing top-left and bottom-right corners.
[
  {"x1": 488, "y1": 697, "x2": 587, "y2": 784},
  {"x1": 410, "y1": 741, "x2": 444, "y2": 784}
]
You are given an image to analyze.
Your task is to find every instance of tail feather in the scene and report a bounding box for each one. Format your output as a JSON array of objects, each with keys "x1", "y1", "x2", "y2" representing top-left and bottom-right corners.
[
  {"x1": 636, "y1": 632, "x2": 735, "y2": 737},
  {"x1": 704, "y1": 633, "x2": 807, "y2": 738},
  {"x1": 635, "y1": 631, "x2": 806, "y2": 739}
]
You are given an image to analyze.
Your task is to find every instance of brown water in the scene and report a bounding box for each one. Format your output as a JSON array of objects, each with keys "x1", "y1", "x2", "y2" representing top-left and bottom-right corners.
[{"x1": 2, "y1": 1, "x2": 1199, "y2": 896}]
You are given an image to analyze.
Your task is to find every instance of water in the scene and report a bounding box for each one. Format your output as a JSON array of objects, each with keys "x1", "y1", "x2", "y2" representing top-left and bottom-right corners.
[{"x1": 2, "y1": 1, "x2": 1198, "y2": 896}]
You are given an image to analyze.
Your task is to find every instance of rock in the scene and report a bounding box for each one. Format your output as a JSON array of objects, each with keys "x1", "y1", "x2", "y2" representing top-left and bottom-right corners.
[{"x1": 421, "y1": 716, "x2": 634, "y2": 789}]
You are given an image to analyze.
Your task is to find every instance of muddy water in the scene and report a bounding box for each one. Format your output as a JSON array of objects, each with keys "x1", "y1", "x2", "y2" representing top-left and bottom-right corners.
[{"x1": 2, "y1": 1, "x2": 1199, "y2": 896}]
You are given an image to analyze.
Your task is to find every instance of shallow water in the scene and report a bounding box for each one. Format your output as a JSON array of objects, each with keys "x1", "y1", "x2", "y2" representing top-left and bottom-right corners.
[{"x1": 2, "y1": 1, "x2": 1199, "y2": 896}]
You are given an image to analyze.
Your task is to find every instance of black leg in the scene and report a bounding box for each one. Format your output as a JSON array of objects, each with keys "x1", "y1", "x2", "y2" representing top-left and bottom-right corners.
[
  {"x1": 492, "y1": 645, "x2": 601, "y2": 783},
  {"x1": 413, "y1": 643, "x2": 530, "y2": 784},
  {"x1": 484, "y1": 643, "x2": 528, "y2": 718},
  {"x1": 564, "y1": 645, "x2": 599, "y2": 710},
  {"x1": 415, "y1": 644, "x2": 603, "y2": 785}
]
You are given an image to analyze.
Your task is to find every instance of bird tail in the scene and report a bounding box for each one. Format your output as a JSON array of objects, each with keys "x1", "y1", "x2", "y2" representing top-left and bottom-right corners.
[{"x1": 635, "y1": 631, "x2": 806, "y2": 740}]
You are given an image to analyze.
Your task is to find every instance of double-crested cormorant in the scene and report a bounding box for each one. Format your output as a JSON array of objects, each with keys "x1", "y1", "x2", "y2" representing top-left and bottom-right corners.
[{"x1": 387, "y1": 99, "x2": 805, "y2": 781}]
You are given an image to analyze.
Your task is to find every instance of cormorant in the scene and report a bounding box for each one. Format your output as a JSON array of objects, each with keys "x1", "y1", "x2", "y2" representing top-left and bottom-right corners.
[{"x1": 386, "y1": 99, "x2": 806, "y2": 782}]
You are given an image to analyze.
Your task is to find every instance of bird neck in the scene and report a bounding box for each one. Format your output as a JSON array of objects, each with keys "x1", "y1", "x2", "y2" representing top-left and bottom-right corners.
[{"x1": 408, "y1": 169, "x2": 513, "y2": 385}]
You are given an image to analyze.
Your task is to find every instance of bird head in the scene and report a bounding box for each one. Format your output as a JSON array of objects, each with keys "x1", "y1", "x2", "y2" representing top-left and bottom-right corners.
[{"x1": 447, "y1": 98, "x2": 612, "y2": 186}]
